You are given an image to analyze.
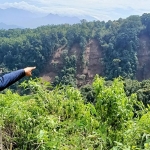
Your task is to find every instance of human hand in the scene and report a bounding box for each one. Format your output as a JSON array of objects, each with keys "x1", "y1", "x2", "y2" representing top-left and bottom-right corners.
[{"x1": 24, "y1": 67, "x2": 36, "y2": 76}]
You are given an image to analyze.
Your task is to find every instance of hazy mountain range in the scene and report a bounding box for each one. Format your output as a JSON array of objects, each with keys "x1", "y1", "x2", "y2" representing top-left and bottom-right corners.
[{"x1": 0, "y1": 8, "x2": 96, "y2": 29}]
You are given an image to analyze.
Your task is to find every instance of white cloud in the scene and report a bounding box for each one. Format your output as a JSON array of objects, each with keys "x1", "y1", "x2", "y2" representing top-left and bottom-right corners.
[
  {"x1": 29, "y1": 0, "x2": 150, "y2": 10},
  {"x1": 0, "y1": 1, "x2": 46, "y2": 13},
  {"x1": 0, "y1": 0, "x2": 150, "y2": 21}
]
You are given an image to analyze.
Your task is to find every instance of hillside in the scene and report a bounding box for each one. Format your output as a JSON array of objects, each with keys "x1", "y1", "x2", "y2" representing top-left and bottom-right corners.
[
  {"x1": 1, "y1": 13, "x2": 150, "y2": 87},
  {"x1": 0, "y1": 22, "x2": 22, "y2": 30},
  {"x1": 42, "y1": 39, "x2": 104, "y2": 86},
  {"x1": 41, "y1": 34, "x2": 150, "y2": 86}
]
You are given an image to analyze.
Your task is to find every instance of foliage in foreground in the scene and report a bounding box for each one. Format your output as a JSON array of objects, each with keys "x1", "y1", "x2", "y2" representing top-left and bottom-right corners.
[{"x1": 0, "y1": 77, "x2": 150, "y2": 149}]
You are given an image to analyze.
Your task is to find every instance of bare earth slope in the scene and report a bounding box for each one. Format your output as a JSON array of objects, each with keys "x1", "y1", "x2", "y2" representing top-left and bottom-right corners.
[
  {"x1": 41, "y1": 36, "x2": 150, "y2": 85},
  {"x1": 41, "y1": 39, "x2": 103, "y2": 86},
  {"x1": 136, "y1": 35, "x2": 150, "y2": 81}
]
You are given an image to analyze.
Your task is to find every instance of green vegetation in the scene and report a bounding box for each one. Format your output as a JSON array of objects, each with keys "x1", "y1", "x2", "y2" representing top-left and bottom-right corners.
[
  {"x1": 1, "y1": 77, "x2": 150, "y2": 149},
  {"x1": 124, "y1": 79, "x2": 150, "y2": 106},
  {"x1": 2, "y1": 13, "x2": 150, "y2": 149},
  {"x1": 1, "y1": 13, "x2": 150, "y2": 86}
]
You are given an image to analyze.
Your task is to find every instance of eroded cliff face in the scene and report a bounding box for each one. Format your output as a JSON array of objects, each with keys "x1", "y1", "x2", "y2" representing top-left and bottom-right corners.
[
  {"x1": 41, "y1": 45, "x2": 65, "y2": 82},
  {"x1": 136, "y1": 35, "x2": 150, "y2": 81},
  {"x1": 41, "y1": 39, "x2": 103, "y2": 85},
  {"x1": 41, "y1": 36, "x2": 150, "y2": 85},
  {"x1": 77, "y1": 40, "x2": 103, "y2": 86}
]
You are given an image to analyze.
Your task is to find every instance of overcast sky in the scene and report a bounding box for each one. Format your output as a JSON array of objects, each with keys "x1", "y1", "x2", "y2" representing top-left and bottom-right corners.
[{"x1": 0, "y1": 0, "x2": 150, "y2": 21}]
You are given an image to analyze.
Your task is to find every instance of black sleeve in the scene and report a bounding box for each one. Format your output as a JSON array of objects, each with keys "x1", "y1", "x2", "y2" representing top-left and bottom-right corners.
[{"x1": 0, "y1": 69, "x2": 25, "y2": 91}]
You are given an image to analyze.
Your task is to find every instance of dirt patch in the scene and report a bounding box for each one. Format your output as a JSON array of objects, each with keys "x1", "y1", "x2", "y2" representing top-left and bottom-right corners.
[
  {"x1": 86, "y1": 39, "x2": 103, "y2": 82},
  {"x1": 77, "y1": 39, "x2": 104, "y2": 86},
  {"x1": 40, "y1": 45, "x2": 66, "y2": 82},
  {"x1": 41, "y1": 40, "x2": 104, "y2": 85},
  {"x1": 136, "y1": 35, "x2": 150, "y2": 80},
  {"x1": 41, "y1": 72, "x2": 57, "y2": 82},
  {"x1": 51, "y1": 45, "x2": 66, "y2": 64}
]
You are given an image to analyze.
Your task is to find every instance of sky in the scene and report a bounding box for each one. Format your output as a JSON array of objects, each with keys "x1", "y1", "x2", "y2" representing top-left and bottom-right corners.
[{"x1": 0, "y1": 0, "x2": 150, "y2": 21}]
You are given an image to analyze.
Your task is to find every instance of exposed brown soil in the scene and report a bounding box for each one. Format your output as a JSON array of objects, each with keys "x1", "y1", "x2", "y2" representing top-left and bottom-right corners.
[
  {"x1": 77, "y1": 39, "x2": 103, "y2": 86},
  {"x1": 41, "y1": 39, "x2": 104, "y2": 85},
  {"x1": 41, "y1": 36, "x2": 150, "y2": 84},
  {"x1": 41, "y1": 45, "x2": 66, "y2": 82},
  {"x1": 136, "y1": 35, "x2": 150, "y2": 81}
]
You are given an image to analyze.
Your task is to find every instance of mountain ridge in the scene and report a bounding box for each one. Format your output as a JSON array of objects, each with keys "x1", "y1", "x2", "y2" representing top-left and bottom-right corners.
[
  {"x1": 0, "y1": 22, "x2": 22, "y2": 29},
  {"x1": 0, "y1": 8, "x2": 95, "y2": 29}
]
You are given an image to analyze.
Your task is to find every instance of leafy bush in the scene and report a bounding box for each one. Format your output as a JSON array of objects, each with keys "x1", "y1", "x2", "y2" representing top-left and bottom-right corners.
[{"x1": 0, "y1": 77, "x2": 150, "y2": 149}]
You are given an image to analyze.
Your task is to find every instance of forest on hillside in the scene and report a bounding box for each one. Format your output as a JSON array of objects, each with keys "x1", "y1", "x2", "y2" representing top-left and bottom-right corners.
[
  {"x1": 1, "y1": 13, "x2": 150, "y2": 149},
  {"x1": 0, "y1": 13, "x2": 150, "y2": 86}
]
